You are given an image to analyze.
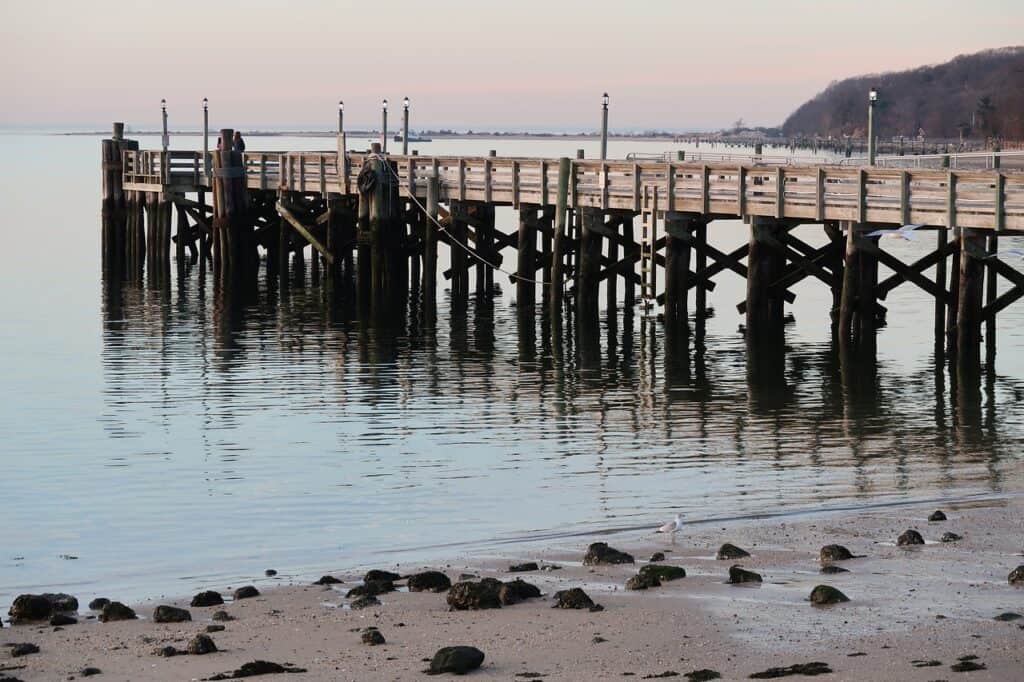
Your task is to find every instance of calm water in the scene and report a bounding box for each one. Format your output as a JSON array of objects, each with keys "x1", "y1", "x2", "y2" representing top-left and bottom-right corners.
[{"x1": 1, "y1": 133, "x2": 1023, "y2": 610}]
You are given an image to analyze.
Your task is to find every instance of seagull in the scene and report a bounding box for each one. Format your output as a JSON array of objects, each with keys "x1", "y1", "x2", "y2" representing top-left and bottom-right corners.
[
  {"x1": 656, "y1": 513, "x2": 684, "y2": 538},
  {"x1": 985, "y1": 248, "x2": 1024, "y2": 261},
  {"x1": 866, "y1": 224, "x2": 925, "y2": 241}
]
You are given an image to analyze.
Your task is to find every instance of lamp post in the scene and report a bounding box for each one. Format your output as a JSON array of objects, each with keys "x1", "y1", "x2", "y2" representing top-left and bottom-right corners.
[
  {"x1": 161, "y1": 98, "x2": 169, "y2": 153},
  {"x1": 381, "y1": 98, "x2": 388, "y2": 153},
  {"x1": 600, "y1": 92, "x2": 609, "y2": 160},
  {"x1": 338, "y1": 100, "x2": 344, "y2": 135},
  {"x1": 868, "y1": 88, "x2": 878, "y2": 166},
  {"x1": 402, "y1": 96, "x2": 410, "y2": 155},
  {"x1": 202, "y1": 97, "x2": 209, "y2": 175}
]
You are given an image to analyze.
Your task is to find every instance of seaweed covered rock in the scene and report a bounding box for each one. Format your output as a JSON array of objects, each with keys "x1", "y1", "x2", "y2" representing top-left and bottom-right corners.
[
  {"x1": 191, "y1": 591, "x2": 224, "y2": 607},
  {"x1": 153, "y1": 605, "x2": 191, "y2": 623},
  {"x1": 727, "y1": 565, "x2": 762, "y2": 584},
  {"x1": 426, "y1": 646, "x2": 485, "y2": 675},
  {"x1": 499, "y1": 578, "x2": 541, "y2": 605},
  {"x1": 583, "y1": 542, "x2": 634, "y2": 565},
  {"x1": 100, "y1": 601, "x2": 137, "y2": 622},
  {"x1": 897, "y1": 529, "x2": 925, "y2": 546},
  {"x1": 447, "y1": 581, "x2": 502, "y2": 610},
  {"x1": 552, "y1": 588, "x2": 600, "y2": 610},
  {"x1": 716, "y1": 543, "x2": 750, "y2": 560},
  {"x1": 819, "y1": 545, "x2": 853, "y2": 562},
  {"x1": 639, "y1": 564, "x2": 686, "y2": 582},
  {"x1": 407, "y1": 571, "x2": 452, "y2": 593},
  {"x1": 810, "y1": 585, "x2": 849, "y2": 605}
]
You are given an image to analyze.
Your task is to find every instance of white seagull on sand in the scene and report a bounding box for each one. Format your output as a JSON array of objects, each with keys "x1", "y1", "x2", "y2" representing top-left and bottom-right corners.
[
  {"x1": 866, "y1": 224, "x2": 925, "y2": 241},
  {"x1": 656, "y1": 513, "x2": 684, "y2": 536}
]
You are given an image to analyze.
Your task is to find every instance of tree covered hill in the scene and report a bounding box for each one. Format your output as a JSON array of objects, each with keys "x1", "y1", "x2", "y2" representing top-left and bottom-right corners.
[{"x1": 782, "y1": 47, "x2": 1024, "y2": 139}]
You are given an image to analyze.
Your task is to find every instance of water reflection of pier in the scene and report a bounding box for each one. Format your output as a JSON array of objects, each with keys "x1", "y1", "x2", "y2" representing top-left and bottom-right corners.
[{"x1": 101, "y1": 268, "x2": 1018, "y2": 502}]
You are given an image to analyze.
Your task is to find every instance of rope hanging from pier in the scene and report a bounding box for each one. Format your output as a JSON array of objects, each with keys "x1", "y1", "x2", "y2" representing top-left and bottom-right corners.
[
  {"x1": 374, "y1": 154, "x2": 564, "y2": 290},
  {"x1": 357, "y1": 165, "x2": 377, "y2": 194}
]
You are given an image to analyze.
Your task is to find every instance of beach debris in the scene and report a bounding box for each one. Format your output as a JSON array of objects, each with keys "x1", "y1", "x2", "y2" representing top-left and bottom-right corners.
[
  {"x1": 685, "y1": 671, "x2": 721, "y2": 681},
  {"x1": 313, "y1": 575, "x2": 342, "y2": 585},
  {"x1": 447, "y1": 580, "x2": 502, "y2": 610},
  {"x1": 207, "y1": 624, "x2": 226, "y2": 632},
  {"x1": 583, "y1": 542, "x2": 635, "y2": 565},
  {"x1": 500, "y1": 579, "x2": 542, "y2": 605},
  {"x1": 364, "y1": 569, "x2": 401, "y2": 582},
  {"x1": 8, "y1": 643, "x2": 39, "y2": 657},
  {"x1": 649, "y1": 552, "x2": 666, "y2": 562},
  {"x1": 911, "y1": 659, "x2": 942, "y2": 667},
  {"x1": 49, "y1": 614, "x2": 77, "y2": 626},
  {"x1": 188, "y1": 634, "x2": 218, "y2": 655},
  {"x1": 361, "y1": 626, "x2": 386, "y2": 645},
  {"x1": 153, "y1": 605, "x2": 192, "y2": 623},
  {"x1": 592, "y1": 636, "x2": 607, "y2": 643},
  {"x1": 264, "y1": 569, "x2": 277, "y2": 577},
  {"x1": 509, "y1": 562, "x2": 539, "y2": 573},
  {"x1": 232, "y1": 586, "x2": 260, "y2": 600},
  {"x1": 994, "y1": 612, "x2": 1022, "y2": 621},
  {"x1": 748, "y1": 662, "x2": 832, "y2": 678},
  {"x1": 407, "y1": 571, "x2": 452, "y2": 593},
  {"x1": 88, "y1": 597, "x2": 110, "y2": 611},
  {"x1": 191, "y1": 591, "x2": 225, "y2": 607},
  {"x1": 81, "y1": 667, "x2": 102, "y2": 677},
  {"x1": 728, "y1": 566, "x2": 762, "y2": 584},
  {"x1": 349, "y1": 595, "x2": 381, "y2": 610},
  {"x1": 212, "y1": 610, "x2": 234, "y2": 621},
  {"x1": 941, "y1": 532, "x2": 963, "y2": 543},
  {"x1": 716, "y1": 543, "x2": 750, "y2": 560},
  {"x1": 819, "y1": 545, "x2": 854, "y2": 562},
  {"x1": 897, "y1": 529, "x2": 925, "y2": 546},
  {"x1": 950, "y1": 655, "x2": 986, "y2": 672},
  {"x1": 8, "y1": 593, "x2": 78, "y2": 622},
  {"x1": 642, "y1": 672, "x2": 679, "y2": 678},
  {"x1": 552, "y1": 588, "x2": 602, "y2": 611},
  {"x1": 207, "y1": 660, "x2": 308, "y2": 679},
  {"x1": 99, "y1": 601, "x2": 137, "y2": 622},
  {"x1": 1008, "y1": 565, "x2": 1024, "y2": 585},
  {"x1": 928, "y1": 510, "x2": 947, "y2": 521},
  {"x1": 820, "y1": 565, "x2": 849, "y2": 574},
  {"x1": 809, "y1": 585, "x2": 849, "y2": 605},
  {"x1": 425, "y1": 646, "x2": 485, "y2": 675},
  {"x1": 346, "y1": 580, "x2": 395, "y2": 598},
  {"x1": 154, "y1": 645, "x2": 181, "y2": 657}
]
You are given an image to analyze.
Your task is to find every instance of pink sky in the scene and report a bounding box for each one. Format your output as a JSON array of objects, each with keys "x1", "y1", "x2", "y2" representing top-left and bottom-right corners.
[{"x1": 3, "y1": 0, "x2": 1022, "y2": 131}]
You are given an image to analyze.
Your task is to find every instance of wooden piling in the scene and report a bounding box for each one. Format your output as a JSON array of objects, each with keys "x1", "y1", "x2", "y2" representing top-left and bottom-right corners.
[
  {"x1": 606, "y1": 215, "x2": 618, "y2": 314},
  {"x1": 838, "y1": 221, "x2": 879, "y2": 345},
  {"x1": 517, "y1": 206, "x2": 537, "y2": 310},
  {"x1": 577, "y1": 208, "x2": 603, "y2": 324},
  {"x1": 664, "y1": 213, "x2": 692, "y2": 331},
  {"x1": 694, "y1": 220, "x2": 707, "y2": 320},
  {"x1": 211, "y1": 128, "x2": 249, "y2": 281},
  {"x1": 985, "y1": 232, "x2": 997, "y2": 365},
  {"x1": 956, "y1": 228, "x2": 985, "y2": 366},
  {"x1": 424, "y1": 169, "x2": 439, "y2": 311},
  {"x1": 947, "y1": 228, "x2": 961, "y2": 348},
  {"x1": 450, "y1": 200, "x2": 469, "y2": 309},
  {"x1": 549, "y1": 158, "x2": 571, "y2": 318},
  {"x1": 746, "y1": 216, "x2": 787, "y2": 340},
  {"x1": 623, "y1": 214, "x2": 636, "y2": 311}
]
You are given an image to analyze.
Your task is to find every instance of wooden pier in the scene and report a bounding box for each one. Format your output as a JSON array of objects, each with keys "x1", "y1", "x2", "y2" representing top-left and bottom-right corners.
[{"x1": 101, "y1": 124, "x2": 1024, "y2": 372}]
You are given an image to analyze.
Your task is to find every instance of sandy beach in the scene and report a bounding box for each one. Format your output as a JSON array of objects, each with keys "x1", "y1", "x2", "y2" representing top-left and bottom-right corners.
[{"x1": 3, "y1": 496, "x2": 1022, "y2": 681}]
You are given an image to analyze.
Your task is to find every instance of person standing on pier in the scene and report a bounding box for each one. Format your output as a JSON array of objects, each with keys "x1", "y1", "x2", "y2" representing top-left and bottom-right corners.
[{"x1": 232, "y1": 131, "x2": 246, "y2": 152}]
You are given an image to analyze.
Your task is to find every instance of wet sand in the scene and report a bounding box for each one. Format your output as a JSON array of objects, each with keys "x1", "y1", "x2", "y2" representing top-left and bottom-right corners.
[{"x1": 3, "y1": 497, "x2": 1022, "y2": 681}]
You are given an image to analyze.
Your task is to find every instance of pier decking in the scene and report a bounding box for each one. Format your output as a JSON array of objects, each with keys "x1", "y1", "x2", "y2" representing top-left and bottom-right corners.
[{"x1": 101, "y1": 124, "x2": 1024, "y2": 374}]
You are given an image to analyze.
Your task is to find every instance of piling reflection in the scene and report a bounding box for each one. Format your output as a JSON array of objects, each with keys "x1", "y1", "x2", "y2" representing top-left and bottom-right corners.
[{"x1": 100, "y1": 253, "x2": 1022, "y2": 517}]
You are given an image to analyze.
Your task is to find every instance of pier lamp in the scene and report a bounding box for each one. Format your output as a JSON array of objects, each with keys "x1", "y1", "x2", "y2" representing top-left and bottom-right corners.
[
  {"x1": 338, "y1": 100, "x2": 344, "y2": 135},
  {"x1": 382, "y1": 98, "x2": 389, "y2": 153},
  {"x1": 161, "y1": 98, "x2": 168, "y2": 152},
  {"x1": 600, "y1": 92, "x2": 609, "y2": 160},
  {"x1": 202, "y1": 97, "x2": 210, "y2": 175},
  {"x1": 868, "y1": 87, "x2": 878, "y2": 166},
  {"x1": 402, "y1": 96, "x2": 410, "y2": 155}
]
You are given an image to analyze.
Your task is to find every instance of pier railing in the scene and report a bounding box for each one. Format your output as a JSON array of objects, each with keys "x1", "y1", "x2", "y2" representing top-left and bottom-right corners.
[{"x1": 121, "y1": 149, "x2": 1024, "y2": 230}]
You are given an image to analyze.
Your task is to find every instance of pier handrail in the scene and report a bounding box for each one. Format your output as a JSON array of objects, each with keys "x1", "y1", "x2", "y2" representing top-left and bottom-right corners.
[
  {"x1": 626, "y1": 151, "x2": 839, "y2": 166},
  {"x1": 121, "y1": 148, "x2": 1024, "y2": 230},
  {"x1": 839, "y1": 150, "x2": 1024, "y2": 170}
]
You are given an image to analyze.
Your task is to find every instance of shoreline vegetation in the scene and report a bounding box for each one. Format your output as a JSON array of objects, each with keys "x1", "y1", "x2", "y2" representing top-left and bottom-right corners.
[{"x1": 3, "y1": 497, "x2": 1022, "y2": 680}]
